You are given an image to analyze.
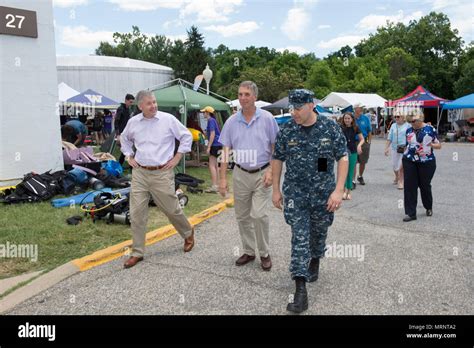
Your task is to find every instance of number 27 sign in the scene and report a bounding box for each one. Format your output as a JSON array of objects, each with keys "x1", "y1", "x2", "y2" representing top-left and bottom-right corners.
[{"x1": 0, "y1": 6, "x2": 38, "y2": 38}]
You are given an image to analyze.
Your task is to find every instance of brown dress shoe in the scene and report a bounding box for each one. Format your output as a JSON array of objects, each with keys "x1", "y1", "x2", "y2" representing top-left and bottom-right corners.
[
  {"x1": 260, "y1": 255, "x2": 272, "y2": 271},
  {"x1": 184, "y1": 228, "x2": 195, "y2": 252},
  {"x1": 124, "y1": 256, "x2": 143, "y2": 269},
  {"x1": 235, "y1": 253, "x2": 256, "y2": 266}
]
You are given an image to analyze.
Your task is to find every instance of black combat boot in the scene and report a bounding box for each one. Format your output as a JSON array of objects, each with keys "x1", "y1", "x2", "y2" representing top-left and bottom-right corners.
[
  {"x1": 287, "y1": 277, "x2": 308, "y2": 313},
  {"x1": 308, "y1": 258, "x2": 320, "y2": 283}
]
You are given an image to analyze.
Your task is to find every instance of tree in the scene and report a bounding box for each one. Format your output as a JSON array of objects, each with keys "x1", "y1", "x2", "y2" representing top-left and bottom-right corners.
[
  {"x1": 454, "y1": 59, "x2": 474, "y2": 97},
  {"x1": 229, "y1": 66, "x2": 303, "y2": 102},
  {"x1": 355, "y1": 22, "x2": 409, "y2": 57},
  {"x1": 169, "y1": 39, "x2": 187, "y2": 80},
  {"x1": 96, "y1": 26, "x2": 210, "y2": 83},
  {"x1": 145, "y1": 35, "x2": 173, "y2": 66},
  {"x1": 327, "y1": 45, "x2": 354, "y2": 60},
  {"x1": 210, "y1": 45, "x2": 281, "y2": 98},
  {"x1": 305, "y1": 60, "x2": 335, "y2": 99},
  {"x1": 94, "y1": 16, "x2": 466, "y2": 101},
  {"x1": 353, "y1": 64, "x2": 383, "y2": 93},
  {"x1": 355, "y1": 12, "x2": 464, "y2": 99},
  {"x1": 179, "y1": 26, "x2": 210, "y2": 82},
  {"x1": 98, "y1": 26, "x2": 149, "y2": 60},
  {"x1": 380, "y1": 47, "x2": 420, "y2": 98},
  {"x1": 405, "y1": 12, "x2": 463, "y2": 98}
]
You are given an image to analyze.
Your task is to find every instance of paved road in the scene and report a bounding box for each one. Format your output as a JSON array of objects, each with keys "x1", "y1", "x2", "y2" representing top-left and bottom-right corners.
[{"x1": 6, "y1": 139, "x2": 473, "y2": 315}]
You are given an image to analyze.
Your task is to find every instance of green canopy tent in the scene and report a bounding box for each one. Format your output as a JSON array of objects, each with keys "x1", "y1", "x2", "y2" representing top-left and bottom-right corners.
[
  {"x1": 148, "y1": 79, "x2": 232, "y2": 172},
  {"x1": 150, "y1": 82, "x2": 231, "y2": 126}
]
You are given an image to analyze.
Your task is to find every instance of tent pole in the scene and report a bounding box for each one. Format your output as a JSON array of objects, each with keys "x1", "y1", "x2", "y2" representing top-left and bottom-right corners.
[
  {"x1": 178, "y1": 83, "x2": 188, "y2": 174},
  {"x1": 436, "y1": 106, "x2": 439, "y2": 130},
  {"x1": 376, "y1": 108, "x2": 379, "y2": 137}
]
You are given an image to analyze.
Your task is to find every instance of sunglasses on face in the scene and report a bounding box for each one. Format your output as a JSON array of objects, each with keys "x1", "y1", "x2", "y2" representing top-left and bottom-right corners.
[
  {"x1": 410, "y1": 119, "x2": 420, "y2": 123},
  {"x1": 395, "y1": 116, "x2": 401, "y2": 119}
]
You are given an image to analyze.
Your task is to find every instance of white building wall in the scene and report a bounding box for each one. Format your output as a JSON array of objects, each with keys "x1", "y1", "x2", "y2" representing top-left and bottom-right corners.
[{"x1": 0, "y1": 0, "x2": 62, "y2": 185}]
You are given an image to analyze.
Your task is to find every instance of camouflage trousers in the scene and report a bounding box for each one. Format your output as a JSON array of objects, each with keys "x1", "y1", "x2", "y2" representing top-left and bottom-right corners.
[{"x1": 283, "y1": 198, "x2": 334, "y2": 281}]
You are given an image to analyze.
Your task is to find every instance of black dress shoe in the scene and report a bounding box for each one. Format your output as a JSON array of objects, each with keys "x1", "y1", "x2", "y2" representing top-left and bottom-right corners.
[
  {"x1": 403, "y1": 215, "x2": 417, "y2": 222},
  {"x1": 308, "y1": 258, "x2": 320, "y2": 283},
  {"x1": 287, "y1": 277, "x2": 308, "y2": 314},
  {"x1": 235, "y1": 254, "x2": 255, "y2": 266},
  {"x1": 426, "y1": 209, "x2": 433, "y2": 216}
]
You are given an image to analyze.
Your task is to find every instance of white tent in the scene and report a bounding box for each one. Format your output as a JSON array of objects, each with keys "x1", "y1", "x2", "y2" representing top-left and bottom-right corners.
[
  {"x1": 227, "y1": 99, "x2": 271, "y2": 109},
  {"x1": 319, "y1": 92, "x2": 387, "y2": 109},
  {"x1": 58, "y1": 82, "x2": 80, "y2": 102}
]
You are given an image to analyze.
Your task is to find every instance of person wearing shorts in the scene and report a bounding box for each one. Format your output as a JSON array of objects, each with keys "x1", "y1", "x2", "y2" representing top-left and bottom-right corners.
[
  {"x1": 202, "y1": 106, "x2": 223, "y2": 193},
  {"x1": 384, "y1": 113, "x2": 409, "y2": 190},
  {"x1": 353, "y1": 103, "x2": 372, "y2": 186}
]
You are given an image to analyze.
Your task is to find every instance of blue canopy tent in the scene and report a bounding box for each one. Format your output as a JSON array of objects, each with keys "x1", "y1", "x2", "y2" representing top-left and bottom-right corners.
[
  {"x1": 442, "y1": 94, "x2": 474, "y2": 109},
  {"x1": 441, "y1": 94, "x2": 474, "y2": 139},
  {"x1": 66, "y1": 89, "x2": 120, "y2": 109}
]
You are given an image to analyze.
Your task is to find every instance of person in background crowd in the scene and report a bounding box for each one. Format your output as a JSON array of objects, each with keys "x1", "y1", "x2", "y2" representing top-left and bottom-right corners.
[
  {"x1": 370, "y1": 110, "x2": 378, "y2": 136},
  {"x1": 385, "y1": 112, "x2": 410, "y2": 190},
  {"x1": 92, "y1": 111, "x2": 104, "y2": 145},
  {"x1": 378, "y1": 113, "x2": 386, "y2": 138},
  {"x1": 385, "y1": 114, "x2": 395, "y2": 139},
  {"x1": 352, "y1": 103, "x2": 372, "y2": 187},
  {"x1": 201, "y1": 106, "x2": 222, "y2": 193},
  {"x1": 61, "y1": 119, "x2": 88, "y2": 147},
  {"x1": 339, "y1": 112, "x2": 363, "y2": 200},
  {"x1": 187, "y1": 111, "x2": 204, "y2": 134},
  {"x1": 402, "y1": 111, "x2": 442, "y2": 222},
  {"x1": 132, "y1": 105, "x2": 142, "y2": 117},
  {"x1": 115, "y1": 94, "x2": 135, "y2": 165},
  {"x1": 102, "y1": 109, "x2": 113, "y2": 139}
]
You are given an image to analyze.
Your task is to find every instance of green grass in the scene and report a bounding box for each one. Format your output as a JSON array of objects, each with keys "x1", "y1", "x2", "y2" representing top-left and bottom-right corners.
[{"x1": 0, "y1": 166, "x2": 232, "y2": 279}]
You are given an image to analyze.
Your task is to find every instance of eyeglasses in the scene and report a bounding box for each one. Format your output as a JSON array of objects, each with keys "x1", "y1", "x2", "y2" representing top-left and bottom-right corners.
[
  {"x1": 410, "y1": 119, "x2": 420, "y2": 123},
  {"x1": 394, "y1": 116, "x2": 401, "y2": 119}
]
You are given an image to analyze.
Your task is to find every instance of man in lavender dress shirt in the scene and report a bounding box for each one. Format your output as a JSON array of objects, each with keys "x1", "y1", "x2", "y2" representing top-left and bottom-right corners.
[
  {"x1": 218, "y1": 81, "x2": 279, "y2": 271},
  {"x1": 120, "y1": 91, "x2": 194, "y2": 269}
]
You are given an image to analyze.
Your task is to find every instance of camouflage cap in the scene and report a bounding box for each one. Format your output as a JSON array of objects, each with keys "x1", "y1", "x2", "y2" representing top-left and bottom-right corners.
[{"x1": 288, "y1": 89, "x2": 315, "y2": 109}]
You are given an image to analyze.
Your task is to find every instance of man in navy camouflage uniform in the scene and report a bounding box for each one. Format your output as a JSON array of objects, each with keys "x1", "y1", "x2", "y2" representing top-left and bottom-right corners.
[{"x1": 272, "y1": 89, "x2": 348, "y2": 313}]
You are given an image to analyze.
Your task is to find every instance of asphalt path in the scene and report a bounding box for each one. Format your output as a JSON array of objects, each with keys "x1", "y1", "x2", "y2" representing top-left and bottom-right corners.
[{"x1": 6, "y1": 139, "x2": 473, "y2": 315}]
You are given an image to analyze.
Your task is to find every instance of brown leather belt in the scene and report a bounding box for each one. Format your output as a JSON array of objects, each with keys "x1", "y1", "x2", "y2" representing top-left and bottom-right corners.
[
  {"x1": 139, "y1": 164, "x2": 165, "y2": 170},
  {"x1": 236, "y1": 163, "x2": 270, "y2": 174}
]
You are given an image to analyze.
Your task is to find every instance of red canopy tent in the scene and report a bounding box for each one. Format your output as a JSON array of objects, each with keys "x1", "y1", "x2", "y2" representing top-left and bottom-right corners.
[
  {"x1": 385, "y1": 85, "x2": 449, "y2": 128},
  {"x1": 386, "y1": 85, "x2": 447, "y2": 108}
]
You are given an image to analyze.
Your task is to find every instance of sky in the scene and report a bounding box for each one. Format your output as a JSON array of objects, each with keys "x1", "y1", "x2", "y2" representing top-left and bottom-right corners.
[{"x1": 52, "y1": 0, "x2": 473, "y2": 58}]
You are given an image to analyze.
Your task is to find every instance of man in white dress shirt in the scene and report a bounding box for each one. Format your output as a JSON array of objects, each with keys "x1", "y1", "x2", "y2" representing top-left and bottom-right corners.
[{"x1": 120, "y1": 90, "x2": 194, "y2": 268}]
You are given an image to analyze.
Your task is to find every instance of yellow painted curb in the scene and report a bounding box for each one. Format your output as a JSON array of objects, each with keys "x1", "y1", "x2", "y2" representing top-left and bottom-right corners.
[
  {"x1": 72, "y1": 197, "x2": 234, "y2": 271},
  {"x1": 0, "y1": 185, "x2": 16, "y2": 192}
]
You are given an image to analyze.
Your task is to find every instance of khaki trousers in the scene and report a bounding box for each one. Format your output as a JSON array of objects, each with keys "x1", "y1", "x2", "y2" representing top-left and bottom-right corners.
[
  {"x1": 232, "y1": 166, "x2": 271, "y2": 258},
  {"x1": 130, "y1": 167, "x2": 193, "y2": 257}
]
